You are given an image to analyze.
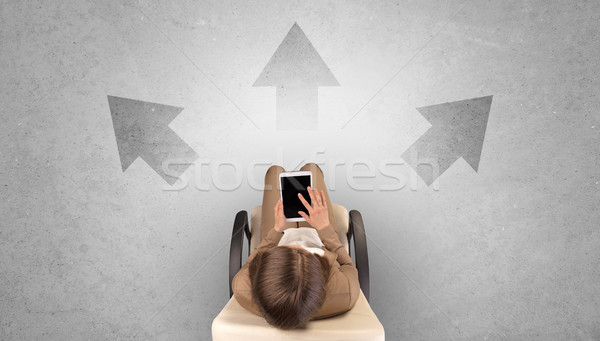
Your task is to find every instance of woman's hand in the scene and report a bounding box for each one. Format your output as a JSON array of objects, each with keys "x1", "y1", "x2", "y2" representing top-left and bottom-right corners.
[
  {"x1": 274, "y1": 199, "x2": 288, "y2": 232},
  {"x1": 297, "y1": 186, "x2": 330, "y2": 230}
]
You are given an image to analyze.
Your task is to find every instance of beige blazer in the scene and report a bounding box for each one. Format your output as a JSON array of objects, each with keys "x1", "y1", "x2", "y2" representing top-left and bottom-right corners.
[{"x1": 232, "y1": 223, "x2": 360, "y2": 319}]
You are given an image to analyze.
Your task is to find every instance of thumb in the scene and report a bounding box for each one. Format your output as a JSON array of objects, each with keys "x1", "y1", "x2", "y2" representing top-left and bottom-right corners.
[{"x1": 298, "y1": 211, "x2": 309, "y2": 221}]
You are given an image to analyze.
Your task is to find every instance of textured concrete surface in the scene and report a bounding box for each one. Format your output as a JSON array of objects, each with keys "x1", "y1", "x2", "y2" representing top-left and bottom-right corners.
[{"x1": 1, "y1": 0, "x2": 599, "y2": 340}]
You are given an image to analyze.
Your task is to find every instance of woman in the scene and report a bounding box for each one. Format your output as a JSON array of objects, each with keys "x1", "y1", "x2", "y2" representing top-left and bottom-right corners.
[{"x1": 232, "y1": 163, "x2": 360, "y2": 329}]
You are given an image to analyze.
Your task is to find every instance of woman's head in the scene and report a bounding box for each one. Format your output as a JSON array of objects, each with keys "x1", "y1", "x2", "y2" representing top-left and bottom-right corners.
[{"x1": 249, "y1": 246, "x2": 331, "y2": 329}]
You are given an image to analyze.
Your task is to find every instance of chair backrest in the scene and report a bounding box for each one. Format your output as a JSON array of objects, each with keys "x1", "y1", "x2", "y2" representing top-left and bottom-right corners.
[{"x1": 249, "y1": 204, "x2": 350, "y2": 254}]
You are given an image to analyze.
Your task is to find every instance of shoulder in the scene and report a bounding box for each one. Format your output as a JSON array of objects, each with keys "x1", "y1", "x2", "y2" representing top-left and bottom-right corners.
[
  {"x1": 232, "y1": 265, "x2": 263, "y2": 317},
  {"x1": 313, "y1": 250, "x2": 360, "y2": 318}
]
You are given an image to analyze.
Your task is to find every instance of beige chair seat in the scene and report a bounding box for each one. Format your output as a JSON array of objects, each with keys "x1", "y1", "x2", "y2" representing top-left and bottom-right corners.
[
  {"x1": 212, "y1": 290, "x2": 384, "y2": 340},
  {"x1": 212, "y1": 204, "x2": 385, "y2": 340}
]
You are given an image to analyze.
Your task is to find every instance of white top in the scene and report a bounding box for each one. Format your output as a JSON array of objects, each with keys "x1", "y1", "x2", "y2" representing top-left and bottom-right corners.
[{"x1": 277, "y1": 227, "x2": 325, "y2": 256}]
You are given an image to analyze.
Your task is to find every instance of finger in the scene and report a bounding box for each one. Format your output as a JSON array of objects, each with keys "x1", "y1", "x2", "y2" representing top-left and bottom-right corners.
[
  {"x1": 307, "y1": 186, "x2": 317, "y2": 207},
  {"x1": 320, "y1": 190, "x2": 327, "y2": 208},
  {"x1": 279, "y1": 202, "x2": 285, "y2": 215},
  {"x1": 313, "y1": 188, "x2": 322, "y2": 207},
  {"x1": 298, "y1": 193, "x2": 313, "y2": 213}
]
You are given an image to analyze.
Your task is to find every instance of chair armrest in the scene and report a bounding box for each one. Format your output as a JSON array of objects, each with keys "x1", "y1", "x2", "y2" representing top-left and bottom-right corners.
[
  {"x1": 229, "y1": 210, "x2": 250, "y2": 298},
  {"x1": 349, "y1": 209, "x2": 370, "y2": 301}
]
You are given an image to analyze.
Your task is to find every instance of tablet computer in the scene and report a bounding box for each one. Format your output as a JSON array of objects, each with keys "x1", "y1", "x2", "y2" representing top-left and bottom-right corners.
[{"x1": 279, "y1": 171, "x2": 313, "y2": 222}]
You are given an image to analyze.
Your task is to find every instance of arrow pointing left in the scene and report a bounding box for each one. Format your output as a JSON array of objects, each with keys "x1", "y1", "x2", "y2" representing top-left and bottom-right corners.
[{"x1": 108, "y1": 95, "x2": 199, "y2": 185}]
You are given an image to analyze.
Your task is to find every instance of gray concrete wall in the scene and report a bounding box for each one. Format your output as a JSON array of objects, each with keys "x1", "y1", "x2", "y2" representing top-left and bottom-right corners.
[{"x1": 1, "y1": 0, "x2": 599, "y2": 340}]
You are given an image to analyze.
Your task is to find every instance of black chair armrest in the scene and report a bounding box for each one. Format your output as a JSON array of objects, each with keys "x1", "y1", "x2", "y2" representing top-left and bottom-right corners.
[
  {"x1": 349, "y1": 209, "x2": 370, "y2": 301},
  {"x1": 229, "y1": 210, "x2": 250, "y2": 298}
]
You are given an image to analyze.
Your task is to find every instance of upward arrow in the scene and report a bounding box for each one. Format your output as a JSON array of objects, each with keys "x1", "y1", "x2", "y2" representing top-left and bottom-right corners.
[
  {"x1": 402, "y1": 96, "x2": 493, "y2": 186},
  {"x1": 254, "y1": 22, "x2": 339, "y2": 130},
  {"x1": 108, "y1": 95, "x2": 199, "y2": 185}
]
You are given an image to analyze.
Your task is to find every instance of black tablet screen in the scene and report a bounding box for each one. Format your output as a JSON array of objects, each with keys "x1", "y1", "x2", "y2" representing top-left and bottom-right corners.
[{"x1": 281, "y1": 175, "x2": 311, "y2": 218}]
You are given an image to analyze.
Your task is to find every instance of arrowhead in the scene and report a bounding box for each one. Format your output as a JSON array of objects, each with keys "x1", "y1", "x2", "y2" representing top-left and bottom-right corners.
[
  {"x1": 108, "y1": 95, "x2": 198, "y2": 184},
  {"x1": 415, "y1": 95, "x2": 492, "y2": 172},
  {"x1": 254, "y1": 22, "x2": 339, "y2": 87}
]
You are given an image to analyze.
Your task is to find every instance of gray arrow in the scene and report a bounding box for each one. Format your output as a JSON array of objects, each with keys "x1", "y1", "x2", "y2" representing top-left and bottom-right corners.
[
  {"x1": 108, "y1": 95, "x2": 198, "y2": 185},
  {"x1": 254, "y1": 22, "x2": 339, "y2": 130},
  {"x1": 402, "y1": 95, "x2": 493, "y2": 186}
]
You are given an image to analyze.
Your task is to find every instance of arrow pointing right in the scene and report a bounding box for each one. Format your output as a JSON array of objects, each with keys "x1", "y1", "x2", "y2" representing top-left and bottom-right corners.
[
  {"x1": 254, "y1": 22, "x2": 339, "y2": 130},
  {"x1": 402, "y1": 95, "x2": 493, "y2": 186}
]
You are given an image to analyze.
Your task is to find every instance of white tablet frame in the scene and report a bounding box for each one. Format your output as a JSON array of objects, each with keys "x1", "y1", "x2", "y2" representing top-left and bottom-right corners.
[{"x1": 279, "y1": 170, "x2": 313, "y2": 222}]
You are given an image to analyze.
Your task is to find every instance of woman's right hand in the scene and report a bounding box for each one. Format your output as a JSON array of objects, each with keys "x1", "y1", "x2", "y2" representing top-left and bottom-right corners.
[
  {"x1": 274, "y1": 199, "x2": 288, "y2": 232},
  {"x1": 297, "y1": 186, "x2": 330, "y2": 230}
]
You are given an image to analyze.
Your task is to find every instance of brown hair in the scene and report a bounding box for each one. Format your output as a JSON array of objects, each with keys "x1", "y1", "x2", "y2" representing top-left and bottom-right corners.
[{"x1": 248, "y1": 246, "x2": 331, "y2": 329}]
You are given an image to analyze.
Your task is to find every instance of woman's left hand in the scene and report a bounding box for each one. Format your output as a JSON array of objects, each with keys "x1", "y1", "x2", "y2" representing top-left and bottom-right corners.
[
  {"x1": 274, "y1": 199, "x2": 288, "y2": 232},
  {"x1": 297, "y1": 186, "x2": 330, "y2": 230}
]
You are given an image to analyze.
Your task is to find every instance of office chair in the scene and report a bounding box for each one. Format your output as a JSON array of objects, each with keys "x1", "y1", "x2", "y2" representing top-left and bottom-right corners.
[{"x1": 212, "y1": 204, "x2": 385, "y2": 340}]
